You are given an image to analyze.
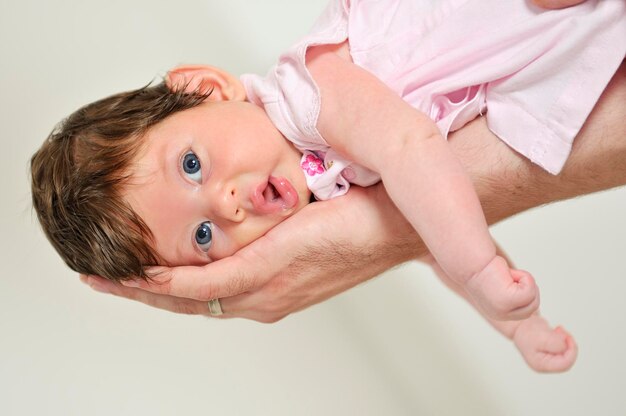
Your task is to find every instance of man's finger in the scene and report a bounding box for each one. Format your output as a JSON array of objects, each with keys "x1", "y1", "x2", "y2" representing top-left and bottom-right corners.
[
  {"x1": 82, "y1": 275, "x2": 211, "y2": 316},
  {"x1": 119, "y1": 240, "x2": 281, "y2": 300}
]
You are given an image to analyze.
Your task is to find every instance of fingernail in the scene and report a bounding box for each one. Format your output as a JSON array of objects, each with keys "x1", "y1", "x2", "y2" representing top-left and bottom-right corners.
[
  {"x1": 79, "y1": 275, "x2": 88, "y2": 284},
  {"x1": 90, "y1": 282, "x2": 110, "y2": 294}
]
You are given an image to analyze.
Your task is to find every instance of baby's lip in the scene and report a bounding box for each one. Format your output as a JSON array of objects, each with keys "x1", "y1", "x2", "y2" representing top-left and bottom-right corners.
[{"x1": 251, "y1": 176, "x2": 299, "y2": 215}]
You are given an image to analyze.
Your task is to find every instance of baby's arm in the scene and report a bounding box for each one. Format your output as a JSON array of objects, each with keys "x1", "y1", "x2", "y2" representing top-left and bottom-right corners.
[
  {"x1": 306, "y1": 45, "x2": 538, "y2": 320},
  {"x1": 421, "y1": 247, "x2": 577, "y2": 373}
]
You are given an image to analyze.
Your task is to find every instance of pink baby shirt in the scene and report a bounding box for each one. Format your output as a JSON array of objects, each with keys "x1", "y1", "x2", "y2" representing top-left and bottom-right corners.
[{"x1": 242, "y1": 0, "x2": 626, "y2": 200}]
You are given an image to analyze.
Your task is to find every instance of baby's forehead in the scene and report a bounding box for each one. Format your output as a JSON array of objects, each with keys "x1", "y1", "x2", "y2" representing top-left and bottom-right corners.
[{"x1": 124, "y1": 134, "x2": 167, "y2": 189}]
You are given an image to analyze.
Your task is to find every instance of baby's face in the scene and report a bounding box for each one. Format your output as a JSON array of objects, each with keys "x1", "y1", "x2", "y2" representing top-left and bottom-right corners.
[{"x1": 125, "y1": 100, "x2": 310, "y2": 266}]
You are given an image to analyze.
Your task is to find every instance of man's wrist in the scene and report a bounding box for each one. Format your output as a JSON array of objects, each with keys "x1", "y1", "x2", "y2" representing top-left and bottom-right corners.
[{"x1": 449, "y1": 61, "x2": 626, "y2": 225}]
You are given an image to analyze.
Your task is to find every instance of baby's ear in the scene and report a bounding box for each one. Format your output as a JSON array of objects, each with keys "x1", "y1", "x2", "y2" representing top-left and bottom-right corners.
[{"x1": 166, "y1": 65, "x2": 246, "y2": 101}]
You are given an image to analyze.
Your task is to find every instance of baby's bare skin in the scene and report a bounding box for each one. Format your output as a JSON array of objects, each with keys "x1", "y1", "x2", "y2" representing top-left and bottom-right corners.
[{"x1": 422, "y1": 248, "x2": 577, "y2": 373}]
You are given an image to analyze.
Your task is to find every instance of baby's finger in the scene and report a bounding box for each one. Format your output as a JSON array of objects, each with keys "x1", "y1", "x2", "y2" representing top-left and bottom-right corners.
[{"x1": 82, "y1": 275, "x2": 211, "y2": 316}]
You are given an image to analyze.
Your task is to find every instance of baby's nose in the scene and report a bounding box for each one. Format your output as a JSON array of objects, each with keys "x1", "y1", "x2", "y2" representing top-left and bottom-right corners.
[{"x1": 212, "y1": 185, "x2": 246, "y2": 223}]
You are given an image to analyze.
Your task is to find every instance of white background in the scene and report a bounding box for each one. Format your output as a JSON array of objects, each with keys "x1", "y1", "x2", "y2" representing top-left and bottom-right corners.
[{"x1": 1, "y1": 1, "x2": 625, "y2": 414}]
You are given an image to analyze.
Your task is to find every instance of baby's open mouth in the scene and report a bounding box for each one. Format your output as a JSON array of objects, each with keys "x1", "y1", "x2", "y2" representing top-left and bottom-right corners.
[
  {"x1": 263, "y1": 181, "x2": 280, "y2": 202},
  {"x1": 252, "y1": 176, "x2": 299, "y2": 214}
]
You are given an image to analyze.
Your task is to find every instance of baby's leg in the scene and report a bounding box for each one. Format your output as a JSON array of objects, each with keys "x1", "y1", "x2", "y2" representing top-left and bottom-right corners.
[
  {"x1": 420, "y1": 250, "x2": 577, "y2": 373},
  {"x1": 381, "y1": 132, "x2": 539, "y2": 320}
]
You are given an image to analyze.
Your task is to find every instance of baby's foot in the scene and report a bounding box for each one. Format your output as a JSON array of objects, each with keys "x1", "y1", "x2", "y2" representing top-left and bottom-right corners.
[
  {"x1": 466, "y1": 256, "x2": 539, "y2": 320},
  {"x1": 513, "y1": 315, "x2": 578, "y2": 373}
]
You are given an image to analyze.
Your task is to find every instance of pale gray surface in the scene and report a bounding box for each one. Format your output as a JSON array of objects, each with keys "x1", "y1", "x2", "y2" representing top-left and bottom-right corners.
[{"x1": 1, "y1": 1, "x2": 625, "y2": 415}]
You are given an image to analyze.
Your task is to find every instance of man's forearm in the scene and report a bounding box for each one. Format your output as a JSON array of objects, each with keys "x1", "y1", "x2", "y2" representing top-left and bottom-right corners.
[{"x1": 465, "y1": 61, "x2": 626, "y2": 225}]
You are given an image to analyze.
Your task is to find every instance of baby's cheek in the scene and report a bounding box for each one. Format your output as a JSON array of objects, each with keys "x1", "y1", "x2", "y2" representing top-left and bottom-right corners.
[
  {"x1": 214, "y1": 217, "x2": 285, "y2": 261},
  {"x1": 206, "y1": 224, "x2": 237, "y2": 261},
  {"x1": 208, "y1": 222, "x2": 261, "y2": 261}
]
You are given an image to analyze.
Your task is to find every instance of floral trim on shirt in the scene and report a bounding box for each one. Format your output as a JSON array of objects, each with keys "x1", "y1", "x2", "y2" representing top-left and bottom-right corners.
[{"x1": 301, "y1": 153, "x2": 325, "y2": 176}]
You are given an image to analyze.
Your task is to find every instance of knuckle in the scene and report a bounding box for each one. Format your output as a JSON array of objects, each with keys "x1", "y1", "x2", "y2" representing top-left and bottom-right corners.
[
  {"x1": 264, "y1": 276, "x2": 291, "y2": 299},
  {"x1": 196, "y1": 282, "x2": 220, "y2": 301},
  {"x1": 140, "y1": 281, "x2": 170, "y2": 296},
  {"x1": 262, "y1": 302, "x2": 283, "y2": 316},
  {"x1": 263, "y1": 298, "x2": 294, "y2": 318},
  {"x1": 154, "y1": 281, "x2": 173, "y2": 295},
  {"x1": 173, "y1": 301, "x2": 201, "y2": 315},
  {"x1": 226, "y1": 268, "x2": 253, "y2": 296},
  {"x1": 258, "y1": 314, "x2": 285, "y2": 324}
]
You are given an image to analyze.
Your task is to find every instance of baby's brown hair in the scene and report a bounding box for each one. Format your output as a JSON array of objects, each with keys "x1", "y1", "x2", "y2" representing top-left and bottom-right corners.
[{"x1": 31, "y1": 82, "x2": 209, "y2": 281}]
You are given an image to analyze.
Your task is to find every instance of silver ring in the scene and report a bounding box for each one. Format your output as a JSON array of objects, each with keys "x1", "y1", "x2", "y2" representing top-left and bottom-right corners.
[{"x1": 207, "y1": 298, "x2": 223, "y2": 316}]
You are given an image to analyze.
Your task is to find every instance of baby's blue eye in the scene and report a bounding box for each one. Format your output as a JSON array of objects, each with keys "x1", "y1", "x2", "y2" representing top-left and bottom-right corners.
[
  {"x1": 195, "y1": 221, "x2": 213, "y2": 252},
  {"x1": 182, "y1": 151, "x2": 202, "y2": 183}
]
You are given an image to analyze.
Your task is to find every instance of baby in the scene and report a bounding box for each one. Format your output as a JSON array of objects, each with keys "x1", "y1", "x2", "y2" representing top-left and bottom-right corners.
[{"x1": 31, "y1": 0, "x2": 624, "y2": 371}]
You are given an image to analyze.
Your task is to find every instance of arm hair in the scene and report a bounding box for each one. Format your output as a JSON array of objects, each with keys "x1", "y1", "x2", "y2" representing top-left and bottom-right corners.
[{"x1": 293, "y1": 62, "x2": 626, "y2": 275}]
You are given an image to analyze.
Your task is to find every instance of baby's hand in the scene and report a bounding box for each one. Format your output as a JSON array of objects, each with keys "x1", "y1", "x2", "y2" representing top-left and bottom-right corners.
[
  {"x1": 513, "y1": 315, "x2": 578, "y2": 373},
  {"x1": 466, "y1": 256, "x2": 540, "y2": 321}
]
